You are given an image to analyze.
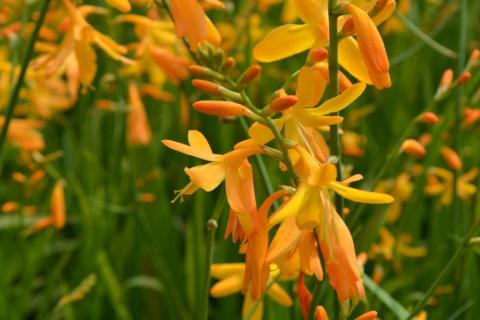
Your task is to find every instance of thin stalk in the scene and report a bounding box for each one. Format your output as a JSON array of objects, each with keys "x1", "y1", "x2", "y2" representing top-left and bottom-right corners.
[
  {"x1": 452, "y1": 0, "x2": 468, "y2": 234},
  {"x1": 0, "y1": 0, "x2": 52, "y2": 157},
  {"x1": 407, "y1": 219, "x2": 480, "y2": 319},
  {"x1": 395, "y1": 11, "x2": 458, "y2": 60},
  {"x1": 199, "y1": 195, "x2": 226, "y2": 320},
  {"x1": 327, "y1": 0, "x2": 344, "y2": 213}
]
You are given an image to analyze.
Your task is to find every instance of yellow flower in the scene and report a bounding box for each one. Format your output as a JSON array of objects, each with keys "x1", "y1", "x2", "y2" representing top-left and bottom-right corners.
[
  {"x1": 210, "y1": 263, "x2": 293, "y2": 320},
  {"x1": 254, "y1": 1, "x2": 392, "y2": 88},
  {"x1": 242, "y1": 66, "x2": 365, "y2": 159},
  {"x1": 425, "y1": 167, "x2": 478, "y2": 206},
  {"x1": 33, "y1": 0, "x2": 133, "y2": 89},
  {"x1": 268, "y1": 145, "x2": 393, "y2": 229},
  {"x1": 169, "y1": 0, "x2": 221, "y2": 51}
]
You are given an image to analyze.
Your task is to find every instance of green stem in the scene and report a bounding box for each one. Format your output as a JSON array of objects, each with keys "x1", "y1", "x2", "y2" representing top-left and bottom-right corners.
[
  {"x1": 452, "y1": 0, "x2": 469, "y2": 234},
  {"x1": 0, "y1": 0, "x2": 52, "y2": 157},
  {"x1": 407, "y1": 219, "x2": 480, "y2": 319},
  {"x1": 199, "y1": 196, "x2": 226, "y2": 320},
  {"x1": 395, "y1": 11, "x2": 458, "y2": 60},
  {"x1": 327, "y1": 0, "x2": 344, "y2": 213}
]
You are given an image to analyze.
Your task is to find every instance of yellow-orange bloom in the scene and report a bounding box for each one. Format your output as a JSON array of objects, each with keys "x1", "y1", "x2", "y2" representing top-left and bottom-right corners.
[
  {"x1": 0, "y1": 117, "x2": 45, "y2": 153},
  {"x1": 51, "y1": 180, "x2": 66, "y2": 229},
  {"x1": 342, "y1": 3, "x2": 391, "y2": 88},
  {"x1": 127, "y1": 82, "x2": 152, "y2": 146},
  {"x1": 169, "y1": 0, "x2": 221, "y2": 50}
]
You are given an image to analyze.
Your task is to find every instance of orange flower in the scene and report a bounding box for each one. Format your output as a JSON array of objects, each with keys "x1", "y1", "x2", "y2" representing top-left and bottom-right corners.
[
  {"x1": 342, "y1": 3, "x2": 391, "y2": 88},
  {"x1": 51, "y1": 180, "x2": 66, "y2": 229},
  {"x1": 127, "y1": 82, "x2": 152, "y2": 146},
  {"x1": 169, "y1": 0, "x2": 221, "y2": 50},
  {"x1": 0, "y1": 117, "x2": 45, "y2": 152},
  {"x1": 319, "y1": 209, "x2": 365, "y2": 301}
]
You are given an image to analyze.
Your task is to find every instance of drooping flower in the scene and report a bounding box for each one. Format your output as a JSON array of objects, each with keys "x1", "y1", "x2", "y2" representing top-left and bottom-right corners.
[
  {"x1": 210, "y1": 263, "x2": 293, "y2": 320},
  {"x1": 33, "y1": 0, "x2": 133, "y2": 89},
  {"x1": 169, "y1": 0, "x2": 221, "y2": 50},
  {"x1": 268, "y1": 146, "x2": 393, "y2": 229},
  {"x1": 127, "y1": 82, "x2": 152, "y2": 146}
]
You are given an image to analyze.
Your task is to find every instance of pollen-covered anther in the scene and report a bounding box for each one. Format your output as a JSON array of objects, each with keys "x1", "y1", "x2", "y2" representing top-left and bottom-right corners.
[
  {"x1": 193, "y1": 100, "x2": 252, "y2": 117},
  {"x1": 401, "y1": 139, "x2": 426, "y2": 159}
]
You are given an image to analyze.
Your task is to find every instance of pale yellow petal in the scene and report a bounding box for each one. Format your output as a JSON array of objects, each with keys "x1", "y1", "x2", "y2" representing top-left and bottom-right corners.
[
  {"x1": 210, "y1": 275, "x2": 243, "y2": 297},
  {"x1": 188, "y1": 130, "x2": 213, "y2": 154},
  {"x1": 315, "y1": 82, "x2": 366, "y2": 114},
  {"x1": 339, "y1": 37, "x2": 372, "y2": 84},
  {"x1": 185, "y1": 163, "x2": 225, "y2": 192},
  {"x1": 267, "y1": 283, "x2": 293, "y2": 306},
  {"x1": 329, "y1": 181, "x2": 394, "y2": 203},
  {"x1": 253, "y1": 24, "x2": 315, "y2": 62}
]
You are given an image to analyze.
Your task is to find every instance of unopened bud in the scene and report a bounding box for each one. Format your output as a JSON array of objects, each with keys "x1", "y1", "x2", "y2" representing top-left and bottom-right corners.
[
  {"x1": 356, "y1": 311, "x2": 378, "y2": 320},
  {"x1": 457, "y1": 71, "x2": 471, "y2": 85},
  {"x1": 269, "y1": 95, "x2": 298, "y2": 112},
  {"x1": 192, "y1": 79, "x2": 220, "y2": 95},
  {"x1": 401, "y1": 139, "x2": 426, "y2": 158},
  {"x1": 418, "y1": 112, "x2": 439, "y2": 124},
  {"x1": 189, "y1": 65, "x2": 207, "y2": 76},
  {"x1": 468, "y1": 49, "x2": 479, "y2": 65},
  {"x1": 440, "y1": 69, "x2": 453, "y2": 87},
  {"x1": 193, "y1": 100, "x2": 251, "y2": 117},
  {"x1": 310, "y1": 48, "x2": 329, "y2": 63},
  {"x1": 440, "y1": 147, "x2": 462, "y2": 170},
  {"x1": 239, "y1": 65, "x2": 261, "y2": 86},
  {"x1": 207, "y1": 219, "x2": 218, "y2": 230},
  {"x1": 222, "y1": 57, "x2": 236, "y2": 74}
]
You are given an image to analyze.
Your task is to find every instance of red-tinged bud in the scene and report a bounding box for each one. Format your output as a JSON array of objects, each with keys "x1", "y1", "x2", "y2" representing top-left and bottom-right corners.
[
  {"x1": 310, "y1": 48, "x2": 329, "y2": 63},
  {"x1": 401, "y1": 139, "x2": 426, "y2": 158},
  {"x1": 223, "y1": 57, "x2": 236, "y2": 73},
  {"x1": 356, "y1": 311, "x2": 378, "y2": 320},
  {"x1": 458, "y1": 71, "x2": 471, "y2": 85},
  {"x1": 418, "y1": 112, "x2": 439, "y2": 124},
  {"x1": 192, "y1": 79, "x2": 220, "y2": 95},
  {"x1": 440, "y1": 147, "x2": 462, "y2": 170},
  {"x1": 440, "y1": 69, "x2": 453, "y2": 87},
  {"x1": 239, "y1": 64, "x2": 261, "y2": 85},
  {"x1": 189, "y1": 65, "x2": 207, "y2": 76},
  {"x1": 418, "y1": 133, "x2": 431, "y2": 146},
  {"x1": 193, "y1": 100, "x2": 251, "y2": 117},
  {"x1": 315, "y1": 306, "x2": 329, "y2": 320},
  {"x1": 468, "y1": 49, "x2": 479, "y2": 64},
  {"x1": 270, "y1": 95, "x2": 298, "y2": 112}
]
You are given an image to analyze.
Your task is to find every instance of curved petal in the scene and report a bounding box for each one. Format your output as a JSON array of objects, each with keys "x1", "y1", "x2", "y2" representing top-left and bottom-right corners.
[
  {"x1": 210, "y1": 275, "x2": 243, "y2": 297},
  {"x1": 267, "y1": 216, "x2": 303, "y2": 263},
  {"x1": 162, "y1": 139, "x2": 220, "y2": 162},
  {"x1": 188, "y1": 130, "x2": 213, "y2": 153},
  {"x1": 253, "y1": 24, "x2": 316, "y2": 62},
  {"x1": 268, "y1": 183, "x2": 309, "y2": 227},
  {"x1": 339, "y1": 37, "x2": 372, "y2": 84},
  {"x1": 267, "y1": 283, "x2": 293, "y2": 306},
  {"x1": 315, "y1": 82, "x2": 366, "y2": 114},
  {"x1": 185, "y1": 162, "x2": 225, "y2": 192},
  {"x1": 294, "y1": 67, "x2": 326, "y2": 108},
  {"x1": 329, "y1": 181, "x2": 394, "y2": 203},
  {"x1": 211, "y1": 263, "x2": 245, "y2": 279}
]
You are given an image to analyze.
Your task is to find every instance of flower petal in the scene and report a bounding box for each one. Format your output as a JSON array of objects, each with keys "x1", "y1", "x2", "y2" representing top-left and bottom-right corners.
[
  {"x1": 329, "y1": 181, "x2": 394, "y2": 203},
  {"x1": 339, "y1": 37, "x2": 372, "y2": 84},
  {"x1": 315, "y1": 82, "x2": 366, "y2": 114},
  {"x1": 185, "y1": 162, "x2": 225, "y2": 192},
  {"x1": 253, "y1": 24, "x2": 315, "y2": 62}
]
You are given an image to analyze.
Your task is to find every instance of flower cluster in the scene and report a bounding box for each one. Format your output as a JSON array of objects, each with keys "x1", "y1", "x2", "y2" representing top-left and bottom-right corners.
[{"x1": 163, "y1": 0, "x2": 399, "y2": 318}]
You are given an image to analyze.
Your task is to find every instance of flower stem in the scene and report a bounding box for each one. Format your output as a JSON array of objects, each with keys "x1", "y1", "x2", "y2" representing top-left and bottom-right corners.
[
  {"x1": 327, "y1": 0, "x2": 344, "y2": 213},
  {"x1": 0, "y1": 0, "x2": 52, "y2": 157}
]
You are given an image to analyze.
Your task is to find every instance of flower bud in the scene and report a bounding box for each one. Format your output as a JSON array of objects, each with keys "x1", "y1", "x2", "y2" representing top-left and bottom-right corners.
[
  {"x1": 356, "y1": 311, "x2": 378, "y2": 320},
  {"x1": 239, "y1": 64, "x2": 261, "y2": 85},
  {"x1": 189, "y1": 65, "x2": 207, "y2": 76},
  {"x1": 193, "y1": 100, "x2": 251, "y2": 117},
  {"x1": 401, "y1": 139, "x2": 426, "y2": 158},
  {"x1": 468, "y1": 49, "x2": 479, "y2": 65},
  {"x1": 457, "y1": 71, "x2": 471, "y2": 85},
  {"x1": 440, "y1": 69, "x2": 453, "y2": 87},
  {"x1": 418, "y1": 112, "x2": 439, "y2": 124},
  {"x1": 440, "y1": 147, "x2": 462, "y2": 170},
  {"x1": 192, "y1": 79, "x2": 221, "y2": 95},
  {"x1": 269, "y1": 95, "x2": 298, "y2": 112},
  {"x1": 222, "y1": 57, "x2": 236, "y2": 74},
  {"x1": 310, "y1": 48, "x2": 329, "y2": 63}
]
